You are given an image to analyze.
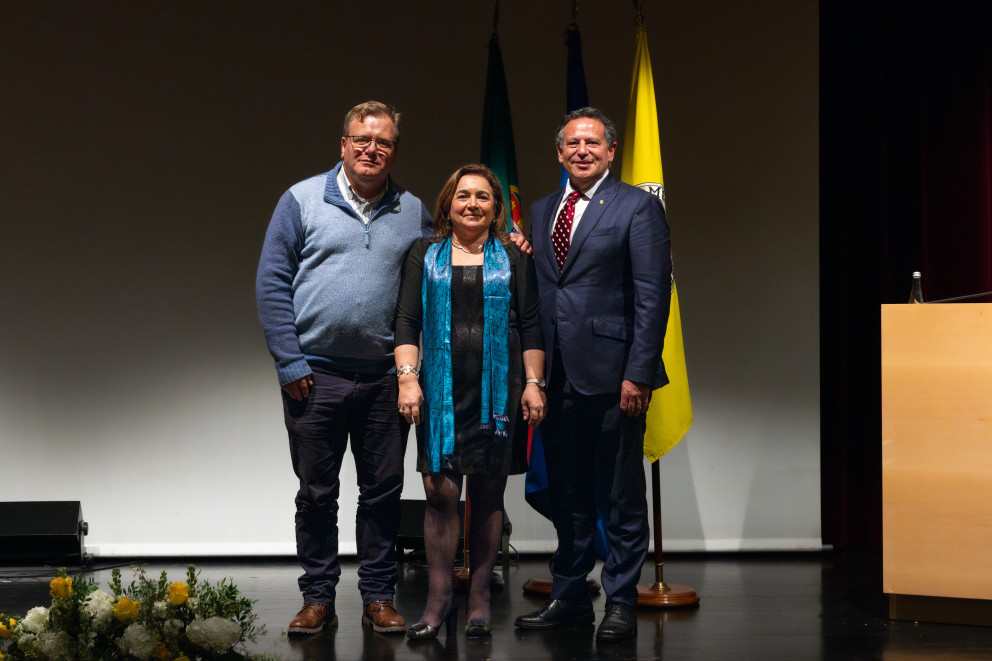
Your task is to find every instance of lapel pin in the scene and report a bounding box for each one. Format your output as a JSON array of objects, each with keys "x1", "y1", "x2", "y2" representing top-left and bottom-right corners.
[{"x1": 599, "y1": 200, "x2": 604, "y2": 204}]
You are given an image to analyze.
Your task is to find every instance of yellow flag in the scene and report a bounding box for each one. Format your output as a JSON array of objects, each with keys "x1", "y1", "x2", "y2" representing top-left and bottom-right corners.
[{"x1": 621, "y1": 24, "x2": 693, "y2": 461}]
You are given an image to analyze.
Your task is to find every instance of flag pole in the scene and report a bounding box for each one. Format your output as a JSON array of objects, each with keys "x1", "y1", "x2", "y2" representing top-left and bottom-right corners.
[
  {"x1": 454, "y1": 480, "x2": 471, "y2": 585},
  {"x1": 457, "y1": 0, "x2": 501, "y2": 591},
  {"x1": 635, "y1": 461, "x2": 698, "y2": 606},
  {"x1": 458, "y1": 0, "x2": 513, "y2": 592},
  {"x1": 629, "y1": 0, "x2": 698, "y2": 608},
  {"x1": 457, "y1": 0, "x2": 501, "y2": 589},
  {"x1": 521, "y1": 1, "x2": 602, "y2": 599}
]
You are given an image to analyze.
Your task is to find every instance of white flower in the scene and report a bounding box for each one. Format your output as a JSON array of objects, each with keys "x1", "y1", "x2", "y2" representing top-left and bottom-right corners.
[
  {"x1": 36, "y1": 631, "x2": 73, "y2": 660},
  {"x1": 84, "y1": 589, "x2": 115, "y2": 630},
  {"x1": 20, "y1": 606, "x2": 49, "y2": 633},
  {"x1": 186, "y1": 616, "x2": 241, "y2": 651},
  {"x1": 13, "y1": 632, "x2": 37, "y2": 654},
  {"x1": 185, "y1": 596, "x2": 199, "y2": 612},
  {"x1": 161, "y1": 617, "x2": 183, "y2": 638},
  {"x1": 118, "y1": 623, "x2": 159, "y2": 660},
  {"x1": 152, "y1": 600, "x2": 169, "y2": 618}
]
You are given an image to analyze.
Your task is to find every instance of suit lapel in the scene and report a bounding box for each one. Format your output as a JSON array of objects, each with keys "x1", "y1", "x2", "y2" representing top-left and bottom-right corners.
[
  {"x1": 560, "y1": 174, "x2": 619, "y2": 277},
  {"x1": 540, "y1": 188, "x2": 565, "y2": 274}
]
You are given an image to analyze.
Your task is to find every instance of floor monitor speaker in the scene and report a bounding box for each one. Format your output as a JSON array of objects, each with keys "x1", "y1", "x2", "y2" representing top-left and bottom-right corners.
[{"x1": 0, "y1": 501, "x2": 87, "y2": 565}]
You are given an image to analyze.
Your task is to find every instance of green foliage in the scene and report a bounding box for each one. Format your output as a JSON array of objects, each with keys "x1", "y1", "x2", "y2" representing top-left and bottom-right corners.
[{"x1": 0, "y1": 566, "x2": 278, "y2": 661}]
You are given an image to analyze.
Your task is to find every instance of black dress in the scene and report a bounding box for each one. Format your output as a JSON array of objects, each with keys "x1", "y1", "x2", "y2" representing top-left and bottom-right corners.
[{"x1": 395, "y1": 238, "x2": 544, "y2": 475}]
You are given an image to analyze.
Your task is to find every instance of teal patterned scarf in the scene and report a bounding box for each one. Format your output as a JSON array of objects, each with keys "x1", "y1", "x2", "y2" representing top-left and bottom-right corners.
[{"x1": 422, "y1": 236, "x2": 511, "y2": 472}]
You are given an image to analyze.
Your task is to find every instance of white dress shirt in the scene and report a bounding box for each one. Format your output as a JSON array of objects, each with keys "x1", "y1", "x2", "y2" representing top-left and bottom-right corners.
[{"x1": 551, "y1": 169, "x2": 611, "y2": 240}]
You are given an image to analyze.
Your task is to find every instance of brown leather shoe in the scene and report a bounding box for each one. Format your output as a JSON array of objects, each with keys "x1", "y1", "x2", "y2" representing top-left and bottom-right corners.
[
  {"x1": 288, "y1": 603, "x2": 337, "y2": 635},
  {"x1": 362, "y1": 599, "x2": 405, "y2": 633}
]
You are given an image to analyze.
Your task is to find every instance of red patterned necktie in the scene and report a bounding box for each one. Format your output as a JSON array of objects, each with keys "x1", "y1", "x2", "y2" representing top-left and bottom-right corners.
[{"x1": 551, "y1": 190, "x2": 582, "y2": 270}]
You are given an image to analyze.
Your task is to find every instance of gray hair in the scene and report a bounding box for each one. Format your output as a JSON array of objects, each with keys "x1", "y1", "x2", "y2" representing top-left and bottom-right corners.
[{"x1": 555, "y1": 107, "x2": 617, "y2": 148}]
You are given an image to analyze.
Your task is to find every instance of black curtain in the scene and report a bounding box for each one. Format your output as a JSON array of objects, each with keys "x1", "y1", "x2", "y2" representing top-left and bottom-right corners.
[{"x1": 820, "y1": 1, "x2": 992, "y2": 549}]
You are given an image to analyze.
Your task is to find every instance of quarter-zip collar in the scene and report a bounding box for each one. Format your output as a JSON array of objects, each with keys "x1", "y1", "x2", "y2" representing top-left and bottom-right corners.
[
  {"x1": 322, "y1": 161, "x2": 401, "y2": 247},
  {"x1": 323, "y1": 161, "x2": 399, "y2": 221}
]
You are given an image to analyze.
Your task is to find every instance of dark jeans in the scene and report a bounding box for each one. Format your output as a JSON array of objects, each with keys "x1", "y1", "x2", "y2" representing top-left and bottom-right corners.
[
  {"x1": 284, "y1": 363, "x2": 408, "y2": 607},
  {"x1": 541, "y1": 352, "x2": 649, "y2": 608}
]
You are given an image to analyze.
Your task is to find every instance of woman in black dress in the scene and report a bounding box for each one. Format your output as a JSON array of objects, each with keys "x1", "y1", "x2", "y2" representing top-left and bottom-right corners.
[{"x1": 395, "y1": 164, "x2": 546, "y2": 638}]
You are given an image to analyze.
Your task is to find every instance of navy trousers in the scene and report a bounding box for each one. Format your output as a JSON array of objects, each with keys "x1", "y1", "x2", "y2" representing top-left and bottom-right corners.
[
  {"x1": 283, "y1": 363, "x2": 408, "y2": 607},
  {"x1": 541, "y1": 352, "x2": 649, "y2": 609}
]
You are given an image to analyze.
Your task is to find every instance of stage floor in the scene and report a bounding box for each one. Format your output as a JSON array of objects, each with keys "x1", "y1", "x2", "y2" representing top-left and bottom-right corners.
[{"x1": 2, "y1": 550, "x2": 990, "y2": 660}]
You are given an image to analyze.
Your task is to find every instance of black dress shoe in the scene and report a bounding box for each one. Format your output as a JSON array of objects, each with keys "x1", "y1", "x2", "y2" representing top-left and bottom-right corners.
[
  {"x1": 514, "y1": 599, "x2": 595, "y2": 630},
  {"x1": 596, "y1": 602, "x2": 637, "y2": 641}
]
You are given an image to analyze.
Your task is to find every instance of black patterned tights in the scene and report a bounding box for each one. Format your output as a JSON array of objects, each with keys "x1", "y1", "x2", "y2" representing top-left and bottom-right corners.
[{"x1": 419, "y1": 471, "x2": 507, "y2": 627}]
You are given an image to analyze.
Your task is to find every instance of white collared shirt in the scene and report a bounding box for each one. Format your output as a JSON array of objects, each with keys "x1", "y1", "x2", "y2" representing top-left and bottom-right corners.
[
  {"x1": 551, "y1": 169, "x2": 610, "y2": 240},
  {"x1": 337, "y1": 167, "x2": 385, "y2": 223}
]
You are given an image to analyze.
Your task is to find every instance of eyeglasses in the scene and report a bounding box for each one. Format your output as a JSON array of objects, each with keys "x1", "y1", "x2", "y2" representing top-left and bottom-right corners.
[{"x1": 345, "y1": 136, "x2": 397, "y2": 152}]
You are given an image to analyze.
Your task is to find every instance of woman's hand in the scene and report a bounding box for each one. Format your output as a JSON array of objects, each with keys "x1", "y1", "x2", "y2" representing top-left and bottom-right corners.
[
  {"x1": 398, "y1": 375, "x2": 424, "y2": 424},
  {"x1": 521, "y1": 383, "x2": 547, "y2": 427}
]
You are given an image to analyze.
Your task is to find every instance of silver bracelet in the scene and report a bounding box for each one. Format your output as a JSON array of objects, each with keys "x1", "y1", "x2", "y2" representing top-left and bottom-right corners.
[{"x1": 397, "y1": 365, "x2": 419, "y2": 378}]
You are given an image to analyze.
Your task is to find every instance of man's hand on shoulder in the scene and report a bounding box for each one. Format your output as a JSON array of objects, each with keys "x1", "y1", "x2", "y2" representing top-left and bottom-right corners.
[
  {"x1": 509, "y1": 231, "x2": 532, "y2": 256},
  {"x1": 282, "y1": 374, "x2": 314, "y2": 401},
  {"x1": 620, "y1": 379, "x2": 651, "y2": 417}
]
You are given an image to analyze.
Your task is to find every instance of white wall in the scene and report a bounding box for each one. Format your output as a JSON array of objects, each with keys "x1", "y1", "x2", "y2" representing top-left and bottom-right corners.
[{"x1": 0, "y1": 0, "x2": 819, "y2": 555}]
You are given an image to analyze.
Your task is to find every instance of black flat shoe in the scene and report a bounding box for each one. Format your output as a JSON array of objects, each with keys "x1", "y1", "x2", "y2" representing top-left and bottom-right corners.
[
  {"x1": 465, "y1": 619, "x2": 493, "y2": 637},
  {"x1": 407, "y1": 607, "x2": 457, "y2": 640},
  {"x1": 596, "y1": 602, "x2": 637, "y2": 641},
  {"x1": 514, "y1": 599, "x2": 595, "y2": 630}
]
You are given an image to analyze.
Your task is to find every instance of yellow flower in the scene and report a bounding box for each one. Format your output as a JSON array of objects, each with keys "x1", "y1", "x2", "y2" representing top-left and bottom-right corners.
[
  {"x1": 168, "y1": 582, "x2": 189, "y2": 606},
  {"x1": 153, "y1": 643, "x2": 171, "y2": 661},
  {"x1": 112, "y1": 597, "x2": 141, "y2": 623},
  {"x1": 49, "y1": 576, "x2": 73, "y2": 599},
  {"x1": 0, "y1": 618, "x2": 9, "y2": 639}
]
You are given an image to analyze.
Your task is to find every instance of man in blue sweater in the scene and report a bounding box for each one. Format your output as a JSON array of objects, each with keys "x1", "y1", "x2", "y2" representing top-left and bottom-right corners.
[{"x1": 256, "y1": 100, "x2": 432, "y2": 635}]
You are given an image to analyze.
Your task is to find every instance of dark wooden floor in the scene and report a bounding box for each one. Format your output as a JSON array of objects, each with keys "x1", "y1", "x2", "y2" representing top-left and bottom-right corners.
[{"x1": 3, "y1": 550, "x2": 992, "y2": 660}]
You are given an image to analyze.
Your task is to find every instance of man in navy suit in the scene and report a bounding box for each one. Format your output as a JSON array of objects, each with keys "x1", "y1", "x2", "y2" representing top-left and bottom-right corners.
[{"x1": 515, "y1": 107, "x2": 671, "y2": 641}]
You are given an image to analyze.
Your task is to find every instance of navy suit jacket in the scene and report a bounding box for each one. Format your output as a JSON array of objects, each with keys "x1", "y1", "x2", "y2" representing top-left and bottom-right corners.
[{"x1": 531, "y1": 172, "x2": 672, "y2": 396}]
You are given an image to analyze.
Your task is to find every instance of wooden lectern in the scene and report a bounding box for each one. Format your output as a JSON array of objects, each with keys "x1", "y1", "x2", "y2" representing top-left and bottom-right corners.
[{"x1": 882, "y1": 303, "x2": 992, "y2": 625}]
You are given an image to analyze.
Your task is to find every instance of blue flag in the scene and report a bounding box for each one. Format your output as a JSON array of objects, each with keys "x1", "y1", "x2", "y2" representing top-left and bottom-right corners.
[
  {"x1": 559, "y1": 26, "x2": 589, "y2": 187},
  {"x1": 526, "y1": 21, "x2": 611, "y2": 562}
]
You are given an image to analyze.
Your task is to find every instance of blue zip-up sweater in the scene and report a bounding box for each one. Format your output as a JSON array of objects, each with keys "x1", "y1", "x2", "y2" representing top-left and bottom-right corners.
[{"x1": 256, "y1": 162, "x2": 433, "y2": 385}]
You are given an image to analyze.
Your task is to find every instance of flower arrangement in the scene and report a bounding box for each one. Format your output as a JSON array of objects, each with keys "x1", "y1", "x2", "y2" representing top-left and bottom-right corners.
[{"x1": 0, "y1": 566, "x2": 279, "y2": 661}]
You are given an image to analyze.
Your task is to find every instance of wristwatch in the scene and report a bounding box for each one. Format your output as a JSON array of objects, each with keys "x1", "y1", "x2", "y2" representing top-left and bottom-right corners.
[{"x1": 525, "y1": 378, "x2": 546, "y2": 390}]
